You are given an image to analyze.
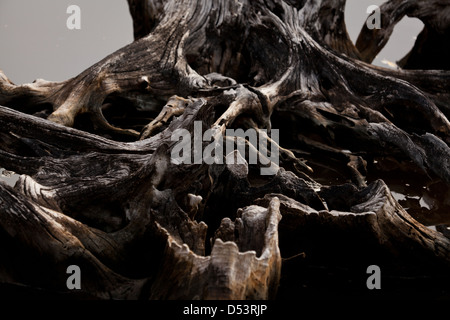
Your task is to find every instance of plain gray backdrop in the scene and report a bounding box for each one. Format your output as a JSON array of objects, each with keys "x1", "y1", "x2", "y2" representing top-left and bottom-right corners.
[
  {"x1": 0, "y1": 0, "x2": 424, "y2": 84},
  {"x1": 0, "y1": 0, "x2": 133, "y2": 84}
]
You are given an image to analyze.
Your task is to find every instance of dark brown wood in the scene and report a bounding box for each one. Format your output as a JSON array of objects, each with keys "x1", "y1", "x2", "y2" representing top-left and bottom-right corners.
[{"x1": 1, "y1": 0, "x2": 450, "y2": 299}]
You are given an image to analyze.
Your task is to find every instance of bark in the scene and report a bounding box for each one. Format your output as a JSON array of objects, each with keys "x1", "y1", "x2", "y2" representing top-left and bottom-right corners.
[{"x1": 1, "y1": 0, "x2": 450, "y2": 299}]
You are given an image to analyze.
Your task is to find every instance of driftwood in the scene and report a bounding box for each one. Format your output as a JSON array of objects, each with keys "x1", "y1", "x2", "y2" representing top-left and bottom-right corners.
[{"x1": 1, "y1": 0, "x2": 450, "y2": 299}]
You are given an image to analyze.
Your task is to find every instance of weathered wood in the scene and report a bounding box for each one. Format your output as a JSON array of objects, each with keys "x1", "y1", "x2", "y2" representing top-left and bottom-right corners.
[
  {"x1": 1, "y1": 0, "x2": 450, "y2": 299},
  {"x1": 356, "y1": 0, "x2": 450, "y2": 69}
]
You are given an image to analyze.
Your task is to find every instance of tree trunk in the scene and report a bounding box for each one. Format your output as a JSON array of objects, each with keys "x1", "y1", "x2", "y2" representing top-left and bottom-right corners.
[{"x1": 1, "y1": 0, "x2": 450, "y2": 299}]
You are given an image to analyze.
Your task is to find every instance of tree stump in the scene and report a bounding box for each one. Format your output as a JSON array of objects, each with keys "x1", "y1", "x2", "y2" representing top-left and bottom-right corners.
[{"x1": 1, "y1": 0, "x2": 450, "y2": 299}]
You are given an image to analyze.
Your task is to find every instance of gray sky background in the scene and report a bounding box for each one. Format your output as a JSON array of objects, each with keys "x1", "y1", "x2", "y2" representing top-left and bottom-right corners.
[
  {"x1": 0, "y1": 0, "x2": 133, "y2": 84},
  {"x1": 0, "y1": 0, "x2": 424, "y2": 85}
]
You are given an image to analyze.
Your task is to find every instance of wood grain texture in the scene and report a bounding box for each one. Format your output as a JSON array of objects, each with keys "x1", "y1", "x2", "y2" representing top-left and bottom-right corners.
[{"x1": 1, "y1": 0, "x2": 450, "y2": 299}]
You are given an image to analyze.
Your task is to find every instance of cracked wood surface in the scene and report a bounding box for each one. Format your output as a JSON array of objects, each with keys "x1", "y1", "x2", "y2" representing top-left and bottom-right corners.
[{"x1": 1, "y1": 0, "x2": 450, "y2": 299}]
